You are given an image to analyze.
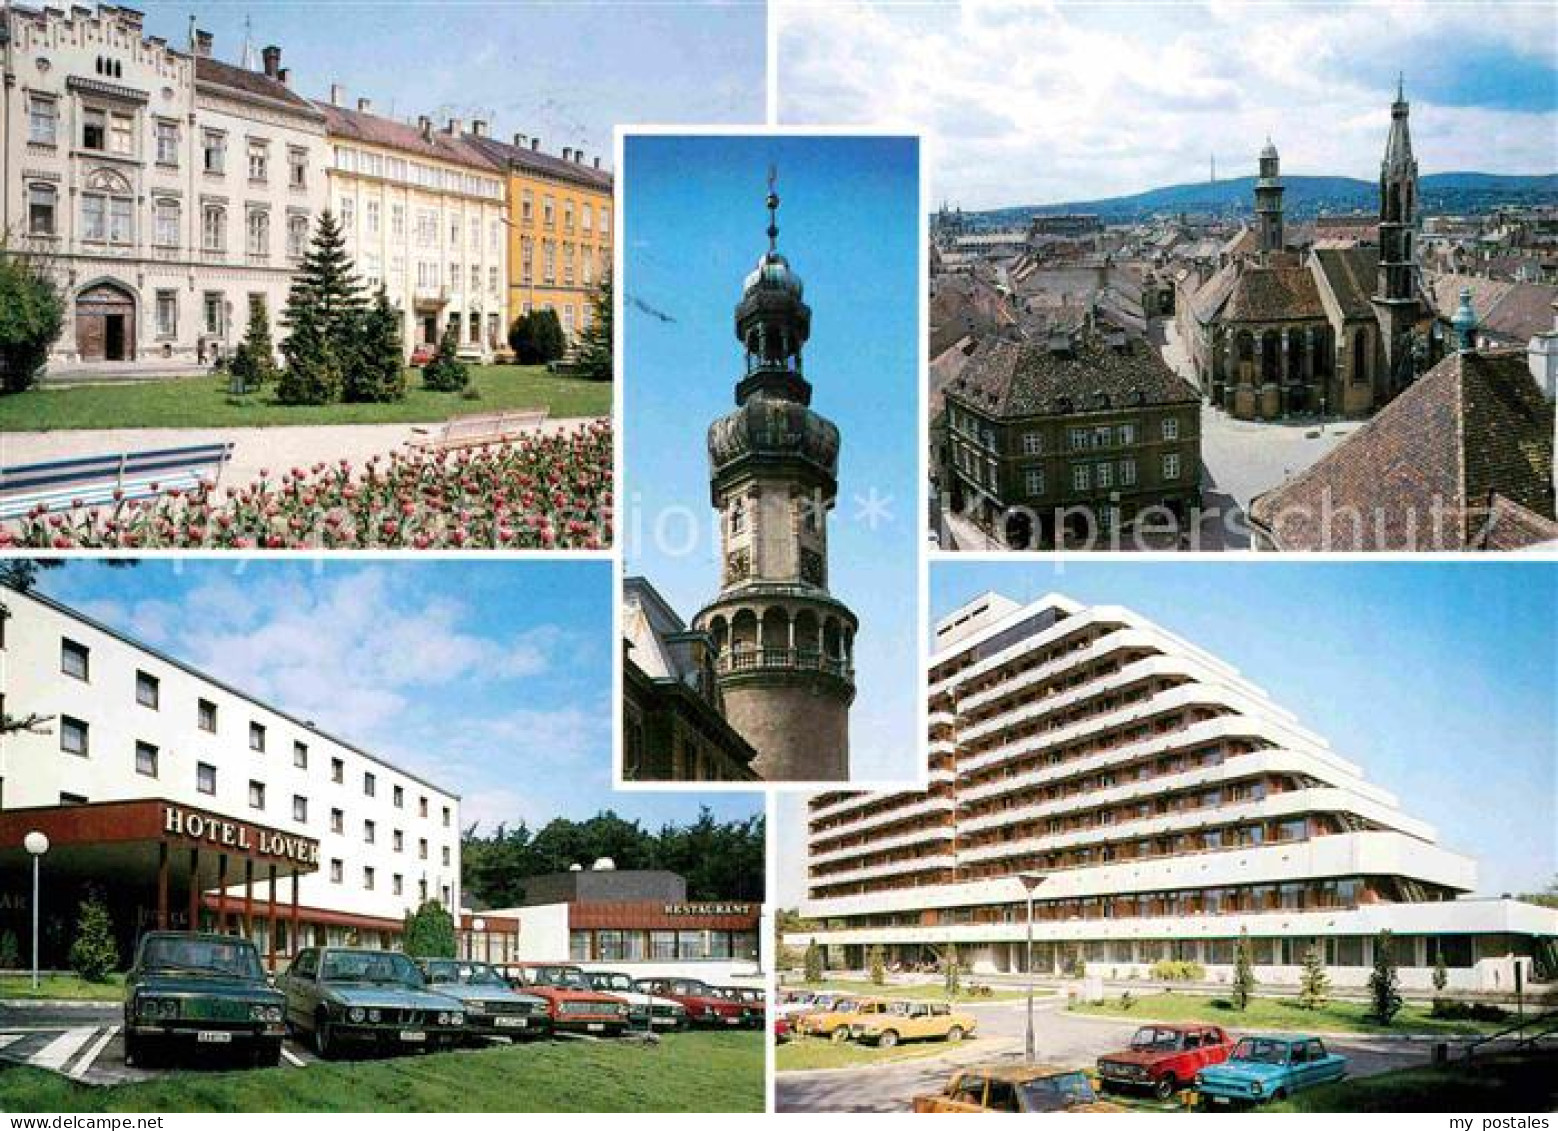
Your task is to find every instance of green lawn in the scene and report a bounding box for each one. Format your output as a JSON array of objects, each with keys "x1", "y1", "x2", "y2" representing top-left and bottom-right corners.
[
  {"x1": 790, "y1": 979, "x2": 1038, "y2": 1004},
  {"x1": 0, "y1": 1032, "x2": 762, "y2": 1113},
  {"x1": 776, "y1": 1034, "x2": 972, "y2": 1072},
  {"x1": 0, "y1": 973, "x2": 123, "y2": 1002},
  {"x1": 0, "y1": 366, "x2": 611, "y2": 431},
  {"x1": 1266, "y1": 1052, "x2": 1558, "y2": 1112},
  {"x1": 1071, "y1": 992, "x2": 1509, "y2": 1036}
]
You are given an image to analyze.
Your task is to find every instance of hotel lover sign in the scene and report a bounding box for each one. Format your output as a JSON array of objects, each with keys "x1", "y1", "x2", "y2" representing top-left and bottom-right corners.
[{"x1": 163, "y1": 804, "x2": 320, "y2": 866}]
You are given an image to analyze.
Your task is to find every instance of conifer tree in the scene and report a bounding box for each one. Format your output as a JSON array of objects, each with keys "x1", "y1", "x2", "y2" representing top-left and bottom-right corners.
[
  {"x1": 1368, "y1": 930, "x2": 1403, "y2": 1025},
  {"x1": 277, "y1": 301, "x2": 342, "y2": 405},
  {"x1": 67, "y1": 891, "x2": 118, "y2": 983},
  {"x1": 868, "y1": 944, "x2": 886, "y2": 986},
  {"x1": 229, "y1": 298, "x2": 278, "y2": 393},
  {"x1": 402, "y1": 900, "x2": 456, "y2": 958},
  {"x1": 1298, "y1": 943, "x2": 1330, "y2": 1010},
  {"x1": 1231, "y1": 929, "x2": 1256, "y2": 1011},
  {"x1": 421, "y1": 324, "x2": 469, "y2": 392},
  {"x1": 802, "y1": 941, "x2": 823, "y2": 985},
  {"x1": 1432, "y1": 946, "x2": 1449, "y2": 995},
  {"x1": 344, "y1": 287, "x2": 406, "y2": 402},
  {"x1": 575, "y1": 272, "x2": 613, "y2": 380},
  {"x1": 284, "y1": 210, "x2": 366, "y2": 344}
]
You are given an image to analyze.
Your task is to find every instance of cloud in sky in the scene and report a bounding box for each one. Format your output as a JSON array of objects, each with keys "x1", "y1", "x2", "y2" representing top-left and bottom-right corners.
[{"x1": 777, "y1": 1, "x2": 1558, "y2": 209}]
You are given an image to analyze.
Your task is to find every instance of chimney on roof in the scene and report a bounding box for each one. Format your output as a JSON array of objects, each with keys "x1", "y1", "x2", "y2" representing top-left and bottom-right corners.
[
  {"x1": 261, "y1": 44, "x2": 280, "y2": 78},
  {"x1": 417, "y1": 115, "x2": 432, "y2": 140},
  {"x1": 446, "y1": 117, "x2": 462, "y2": 136},
  {"x1": 562, "y1": 147, "x2": 573, "y2": 162},
  {"x1": 277, "y1": 67, "x2": 290, "y2": 87},
  {"x1": 357, "y1": 97, "x2": 372, "y2": 113},
  {"x1": 512, "y1": 132, "x2": 528, "y2": 149},
  {"x1": 329, "y1": 83, "x2": 344, "y2": 107},
  {"x1": 531, "y1": 137, "x2": 540, "y2": 152},
  {"x1": 593, "y1": 156, "x2": 601, "y2": 170},
  {"x1": 471, "y1": 119, "x2": 488, "y2": 138},
  {"x1": 575, "y1": 149, "x2": 583, "y2": 164},
  {"x1": 193, "y1": 28, "x2": 213, "y2": 57}
]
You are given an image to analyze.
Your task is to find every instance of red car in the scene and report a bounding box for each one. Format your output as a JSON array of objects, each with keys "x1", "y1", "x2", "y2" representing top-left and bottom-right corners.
[
  {"x1": 1096, "y1": 1024, "x2": 1235, "y2": 1100},
  {"x1": 502, "y1": 962, "x2": 630, "y2": 1036},
  {"x1": 774, "y1": 1015, "x2": 792, "y2": 1043},
  {"x1": 634, "y1": 977, "x2": 752, "y2": 1028}
]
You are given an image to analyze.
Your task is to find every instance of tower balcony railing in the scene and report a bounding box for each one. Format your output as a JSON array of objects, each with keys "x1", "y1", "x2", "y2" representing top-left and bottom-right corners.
[{"x1": 716, "y1": 646, "x2": 852, "y2": 681}]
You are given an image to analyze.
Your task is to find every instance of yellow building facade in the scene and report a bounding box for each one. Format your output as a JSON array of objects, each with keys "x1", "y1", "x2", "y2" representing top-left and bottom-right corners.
[{"x1": 465, "y1": 129, "x2": 613, "y2": 340}]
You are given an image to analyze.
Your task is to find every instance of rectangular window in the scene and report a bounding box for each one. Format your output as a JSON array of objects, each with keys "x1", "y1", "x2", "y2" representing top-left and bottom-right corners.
[
  {"x1": 135, "y1": 671, "x2": 159, "y2": 708},
  {"x1": 82, "y1": 193, "x2": 106, "y2": 242},
  {"x1": 202, "y1": 206, "x2": 225, "y2": 252},
  {"x1": 364, "y1": 867, "x2": 376, "y2": 891},
  {"x1": 393, "y1": 874, "x2": 404, "y2": 895},
  {"x1": 330, "y1": 808, "x2": 344, "y2": 834},
  {"x1": 442, "y1": 806, "x2": 451, "y2": 828},
  {"x1": 156, "y1": 120, "x2": 179, "y2": 165},
  {"x1": 289, "y1": 148, "x2": 307, "y2": 189},
  {"x1": 364, "y1": 772, "x2": 376, "y2": 798},
  {"x1": 331, "y1": 757, "x2": 344, "y2": 783},
  {"x1": 293, "y1": 795, "x2": 308, "y2": 823},
  {"x1": 197, "y1": 762, "x2": 216, "y2": 795},
  {"x1": 135, "y1": 741, "x2": 158, "y2": 777},
  {"x1": 203, "y1": 131, "x2": 226, "y2": 174},
  {"x1": 419, "y1": 797, "x2": 428, "y2": 817},
  {"x1": 61, "y1": 639, "x2": 90, "y2": 680},
  {"x1": 1024, "y1": 468, "x2": 1044, "y2": 497},
  {"x1": 1163, "y1": 453, "x2": 1182, "y2": 480},
  {"x1": 249, "y1": 722, "x2": 266, "y2": 752},
  {"x1": 393, "y1": 785, "x2": 404, "y2": 809},
  {"x1": 1097, "y1": 462, "x2": 1114, "y2": 490},
  {"x1": 1068, "y1": 427, "x2": 1089, "y2": 452},
  {"x1": 441, "y1": 845, "x2": 451, "y2": 865},
  {"x1": 155, "y1": 290, "x2": 177, "y2": 337},
  {"x1": 198, "y1": 699, "x2": 217, "y2": 732},
  {"x1": 1162, "y1": 417, "x2": 1180, "y2": 441},
  {"x1": 109, "y1": 113, "x2": 133, "y2": 156},
  {"x1": 419, "y1": 838, "x2": 428, "y2": 860},
  {"x1": 82, "y1": 108, "x2": 107, "y2": 150},
  {"x1": 1021, "y1": 431, "x2": 1043, "y2": 455},
  {"x1": 393, "y1": 830, "x2": 404, "y2": 853},
  {"x1": 1072, "y1": 464, "x2": 1091, "y2": 492},
  {"x1": 246, "y1": 210, "x2": 270, "y2": 256},
  {"x1": 27, "y1": 184, "x2": 56, "y2": 236},
  {"x1": 154, "y1": 200, "x2": 179, "y2": 247},
  {"x1": 28, "y1": 95, "x2": 57, "y2": 144},
  {"x1": 330, "y1": 860, "x2": 343, "y2": 884},
  {"x1": 294, "y1": 741, "x2": 309, "y2": 769},
  {"x1": 364, "y1": 820, "x2": 376, "y2": 845},
  {"x1": 1117, "y1": 422, "x2": 1136, "y2": 446},
  {"x1": 1120, "y1": 458, "x2": 1138, "y2": 487},
  {"x1": 366, "y1": 199, "x2": 380, "y2": 235},
  {"x1": 287, "y1": 215, "x2": 308, "y2": 258},
  {"x1": 249, "y1": 781, "x2": 266, "y2": 810}
]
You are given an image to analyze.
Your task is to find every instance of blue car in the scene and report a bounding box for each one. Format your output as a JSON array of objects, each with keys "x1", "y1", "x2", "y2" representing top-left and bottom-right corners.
[{"x1": 1195, "y1": 1034, "x2": 1347, "y2": 1107}]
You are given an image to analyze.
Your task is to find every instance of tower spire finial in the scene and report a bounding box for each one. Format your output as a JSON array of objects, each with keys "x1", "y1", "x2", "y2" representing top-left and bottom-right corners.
[{"x1": 766, "y1": 165, "x2": 779, "y2": 254}]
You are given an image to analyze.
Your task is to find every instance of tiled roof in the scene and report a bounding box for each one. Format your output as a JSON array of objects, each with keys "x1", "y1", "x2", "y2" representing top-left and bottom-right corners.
[
  {"x1": 1249, "y1": 348, "x2": 1555, "y2": 550},
  {"x1": 1425, "y1": 273, "x2": 1558, "y2": 342},
  {"x1": 1312, "y1": 247, "x2": 1380, "y2": 321},
  {"x1": 1221, "y1": 264, "x2": 1325, "y2": 322},
  {"x1": 195, "y1": 57, "x2": 321, "y2": 117},
  {"x1": 1473, "y1": 495, "x2": 1558, "y2": 551},
  {"x1": 947, "y1": 330, "x2": 1198, "y2": 419},
  {"x1": 1189, "y1": 261, "x2": 1239, "y2": 325},
  {"x1": 313, "y1": 102, "x2": 502, "y2": 171},
  {"x1": 464, "y1": 133, "x2": 613, "y2": 190}
]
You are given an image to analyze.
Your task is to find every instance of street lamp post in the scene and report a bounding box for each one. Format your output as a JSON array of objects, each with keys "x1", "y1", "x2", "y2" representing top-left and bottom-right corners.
[
  {"x1": 24, "y1": 831, "x2": 49, "y2": 991},
  {"x1": 1017, "y1": 872, "x2": 1045, "y2": 1063}
]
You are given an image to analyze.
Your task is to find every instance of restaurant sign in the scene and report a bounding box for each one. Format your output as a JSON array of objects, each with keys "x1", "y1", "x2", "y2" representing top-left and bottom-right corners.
[
  {"x1": 662, "y1": 903, "x2": 756, "y2": 917},
  {"x1": 163, "y1": 804, "x2": 319, "y2": 866}
]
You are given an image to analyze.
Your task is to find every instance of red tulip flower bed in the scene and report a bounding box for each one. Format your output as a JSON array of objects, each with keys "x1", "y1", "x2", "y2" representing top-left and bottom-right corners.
[{"x1": 4, "y1": 421, "x2": 613, "y2": 550}]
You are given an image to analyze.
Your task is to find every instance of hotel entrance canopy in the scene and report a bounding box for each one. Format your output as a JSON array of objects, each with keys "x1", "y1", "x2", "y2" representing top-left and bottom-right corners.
[{"x1": 0, "y1": 797, "x2": 320, "y2": 965}]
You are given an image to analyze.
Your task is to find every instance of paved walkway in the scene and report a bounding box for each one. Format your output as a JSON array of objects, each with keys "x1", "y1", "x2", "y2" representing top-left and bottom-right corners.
[{"x1": 1, "y1": 417, "x2": 603, "y2": 489}]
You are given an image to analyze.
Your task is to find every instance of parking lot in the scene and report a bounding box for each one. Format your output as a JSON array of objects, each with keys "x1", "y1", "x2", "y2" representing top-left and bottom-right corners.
[{"x1": 775, "y1": 998, "x2": 1439, "y2": 1112}]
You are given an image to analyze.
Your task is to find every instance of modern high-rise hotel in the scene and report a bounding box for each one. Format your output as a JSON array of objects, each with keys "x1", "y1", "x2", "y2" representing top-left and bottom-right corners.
[{"x1": 795, "y1": 591, "x2": 1557, "y2": 991}]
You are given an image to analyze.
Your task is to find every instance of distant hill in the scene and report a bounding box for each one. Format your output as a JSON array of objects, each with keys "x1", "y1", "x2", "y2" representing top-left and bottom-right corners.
[{"x1": 964, "y1": 173, "x2": 1558, "y2": 228}]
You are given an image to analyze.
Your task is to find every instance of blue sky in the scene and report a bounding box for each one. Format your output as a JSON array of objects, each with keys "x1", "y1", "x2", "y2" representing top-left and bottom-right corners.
[
  {"x1": 131, "y1": 1, "x2": 766, "y2": 163},
  {"x1": 622, "y1": 133, "x2": 922, "y2": 782},
  {"x1": 35, "y1": 560, "x2": 760, "y2": 833},
  {"x1": 778, "y1": 0, "x2": 1558, "y2": 208},
  {"x1": 778, "y1": 560, "x2": 1557, "y2": 905}
]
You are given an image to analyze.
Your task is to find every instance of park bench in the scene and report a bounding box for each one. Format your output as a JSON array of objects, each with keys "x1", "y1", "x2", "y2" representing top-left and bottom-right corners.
[
  {"x1": 0, "y1": 442, "x2": 234, "y2": 522},
  {"x1": 406, "y1": 409, "x2": 549, "y2": 453}
]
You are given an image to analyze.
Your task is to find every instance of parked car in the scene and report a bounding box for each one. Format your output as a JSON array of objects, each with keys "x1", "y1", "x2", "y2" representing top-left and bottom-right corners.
[
  {"x1": 709, "y1": 985, "x2": 767, "y2": 1029},
  {"x1": 1195, "y1": 1035, "x2": 1348, "y2": 1107},
  {"x1": 777, "y1": 989, "x2": 853, "y2": 1020},
  {"x1": 122, "y1": 931, "x2": 285, "y2": 1067},
  {"x1": 278, "y1": 946, "x2": 467, "y2": 1059},
  {"x1": 634, "y1": 977, "x2": 753, "y2": 1027},
  {"x1": 1096, "y1": 1023, "x2": 1235, "y2": 1100},
  {"x1": 418, "y1": 959, "x2": 552, "y2": 1041},
  {"x1": 912, "y1": 1066, "x2": 1126, "y2": 1113},
  {"x1": 583, "y1": 970, "x2": 689, "y2": 1030},
  {"x1": 774, "y1": 1015, "x2": 793, "y2": 1043},
  {"x1": 504, "y1": 962, "x2": 631, "y2": 1036},
  {"x1": 796, "y1": 996, "x2": 891, "y2": 1041},
  {"x1": 849, "y1": 1000, "x2": 976, "y2": 1048}
]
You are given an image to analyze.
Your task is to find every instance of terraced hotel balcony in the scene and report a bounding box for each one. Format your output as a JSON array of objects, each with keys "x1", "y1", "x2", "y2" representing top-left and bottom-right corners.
[{"x1": 809, "y1": 822, "x2": 955, "y2": 865}]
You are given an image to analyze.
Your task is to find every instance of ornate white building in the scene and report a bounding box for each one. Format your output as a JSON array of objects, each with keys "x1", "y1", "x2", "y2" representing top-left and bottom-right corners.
[
  {"x1": 0, "y1": 5, "x2": 328, "y2": 374},
  {"x1": 794, "y1": 591, "x2": 1558, "y2": 991}
]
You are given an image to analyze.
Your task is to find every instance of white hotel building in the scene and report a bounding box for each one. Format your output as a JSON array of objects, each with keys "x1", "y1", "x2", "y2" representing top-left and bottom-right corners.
[
  {"x1": 795, "y1": 592, "x2": 1558, "y2": 993},
  {"x1": 0, "y1": 584, "x2": 462, "y2": 967}
]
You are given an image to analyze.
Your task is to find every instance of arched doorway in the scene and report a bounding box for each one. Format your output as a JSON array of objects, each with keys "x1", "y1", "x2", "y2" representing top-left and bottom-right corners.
[{"x1": 76, "y1": 281, "x2": 136, "y2": 362}]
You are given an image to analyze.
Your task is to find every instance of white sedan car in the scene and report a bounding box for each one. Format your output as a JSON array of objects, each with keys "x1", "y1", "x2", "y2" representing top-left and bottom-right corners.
[{"x1": 584, "y1": 971, "x2": 690, "y2": 1030}]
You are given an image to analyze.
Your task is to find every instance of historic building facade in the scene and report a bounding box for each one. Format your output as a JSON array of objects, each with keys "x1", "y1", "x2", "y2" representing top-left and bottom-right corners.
[
  {"x1": 464, "y1": 129, "x2": 613, "y2": 340},
  {"x1": 794, "y1": 592, "x2": 1558, "y2": 991},
  {"x1": 621, "y1": 576, "x2": 760, "y2": 782},
  {"x1": 689, "y1": 181, "x2": 858, "y2": 782},
  {"x1": 314, "y1": 94, "x2": 508, "y2": 357},
  {"x1": 941, "y1": 325, "x2": 1202, "y2": 546},
  {"x1": 0, "y1": 584, "x2": 462, "y2": 967},
  {"x1": 1179, "y1": 88, "x2": 1434, "y2": 421},
  {"x1": 1, "y1": 5, "x2": 328, "y2": 373}
]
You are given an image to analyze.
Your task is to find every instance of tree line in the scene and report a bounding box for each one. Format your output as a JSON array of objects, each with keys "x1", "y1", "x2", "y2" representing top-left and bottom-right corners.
[{"x1": 462, "y1": 807, "x2": 765, "y2": 908}]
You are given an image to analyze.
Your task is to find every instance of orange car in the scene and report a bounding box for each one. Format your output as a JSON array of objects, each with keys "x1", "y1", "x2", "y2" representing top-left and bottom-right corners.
[
  {"x1": 913, "y1": 1066, "x2": 1127, "y2": 1113},
  {"x1": 796, "y1": 997, "x2": 891, "y2": 1041}
]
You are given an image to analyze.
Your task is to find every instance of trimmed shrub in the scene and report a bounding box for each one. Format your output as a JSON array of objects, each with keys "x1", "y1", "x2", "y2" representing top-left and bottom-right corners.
[{"x1": 1150, "y1": 959, "x2": 1206, "y2": 982}]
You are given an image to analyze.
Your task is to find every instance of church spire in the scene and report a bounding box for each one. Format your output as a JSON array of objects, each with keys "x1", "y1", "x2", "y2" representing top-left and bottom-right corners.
[{"x1": 766, "y1": 165, "x2": 779, "y2": 254}]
